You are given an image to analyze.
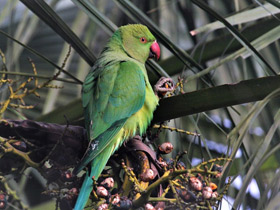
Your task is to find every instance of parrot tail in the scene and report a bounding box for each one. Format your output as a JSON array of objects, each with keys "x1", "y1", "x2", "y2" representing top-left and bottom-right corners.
[
  {"x1": 74, "y1": 146, "x2": 114, "y2": 210},
  {"x1": 73, "y1": 169, "x2": 93, "y2": 210}
]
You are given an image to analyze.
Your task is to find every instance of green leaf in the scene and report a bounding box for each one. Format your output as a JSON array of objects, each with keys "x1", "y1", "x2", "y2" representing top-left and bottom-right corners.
[
  {"x1": 186, "y1": 25, "x2": 280, "y2": 82},
  {"x1": 264, "y1": 192, "x2": 280, "y2": 210},
  {"x1": 266, "y1": 0, "x2": 280, "y2": 8},
  {"x1": 232, "y1": 109, "x2": 280, "y2": 208},
  {"x1": 0, "y1": 0, "x2": 17, "y2": 26},
  {"x1": 19, "y1": 0, "x2": 96, "y2": 66},
  {"x1": 0, "y1": 71, "x2": 78, "y2": 84},
  {"x1": 191, "y1": 3, "x2": 280, "y2": 34},
  {"x1": 257, "y1": 157, "x2": 280, "y2": 210},
  {"x1": 159, "y1": 16, "x2": 280, "y2": 79},
  {"x1": 241, "y1": 25, "x2": 280, "y2": 59},
  {"x1": 42, "y1": 11, "x2": 89, "y2": 114},
  {"x1": 190, "y1": 0, "x2": 277, "y2": 76},
  {"x1": 71, "y1": 0, "x2": 117, "y2": 33},
  {"x1": 0, "y1": 29, "x2": 82, "y2": 84}
]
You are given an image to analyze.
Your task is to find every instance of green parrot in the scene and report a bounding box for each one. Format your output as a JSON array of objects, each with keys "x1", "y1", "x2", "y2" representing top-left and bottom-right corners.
[{"x1": 73, "y1": 24, "x2": 161, "y2": 210}]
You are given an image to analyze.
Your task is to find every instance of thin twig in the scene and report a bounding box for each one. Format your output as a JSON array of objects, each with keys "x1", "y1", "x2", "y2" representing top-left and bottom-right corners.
[{"x1": 153, "y1": 124, "x2": 200, "y2": 136}]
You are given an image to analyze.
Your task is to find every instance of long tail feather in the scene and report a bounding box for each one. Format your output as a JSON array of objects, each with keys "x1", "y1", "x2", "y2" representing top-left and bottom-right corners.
[
  {"x1": 74, "y1": 170, "x2": 93, "y2": 210},
  {"x1": 74, "y1": 145, "x2": 114, "y2": 210},
  {"x1": 73, "y1": 121, "x2": 126, "y2": 176}
]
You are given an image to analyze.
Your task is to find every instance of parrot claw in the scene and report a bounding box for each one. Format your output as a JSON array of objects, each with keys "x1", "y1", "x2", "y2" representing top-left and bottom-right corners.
[{"x1": 154, "y1": 77, "x2": 175, "y2": 97}]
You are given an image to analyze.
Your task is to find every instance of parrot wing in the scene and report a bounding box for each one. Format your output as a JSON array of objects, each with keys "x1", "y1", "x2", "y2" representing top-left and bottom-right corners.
[{"x1": 73, "y1": 60, "x2": 146, "y2": 174}]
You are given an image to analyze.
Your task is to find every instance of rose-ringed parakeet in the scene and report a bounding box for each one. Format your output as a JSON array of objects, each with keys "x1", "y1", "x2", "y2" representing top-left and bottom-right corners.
[{"x1": 73, "y1": 24, "x2": 161, "y2": 210}]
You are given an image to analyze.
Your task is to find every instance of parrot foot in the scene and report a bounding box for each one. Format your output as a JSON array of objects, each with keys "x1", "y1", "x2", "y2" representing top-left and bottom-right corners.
[{"x1": 154, "y1": 77, "x2": 175, "y2": 98}]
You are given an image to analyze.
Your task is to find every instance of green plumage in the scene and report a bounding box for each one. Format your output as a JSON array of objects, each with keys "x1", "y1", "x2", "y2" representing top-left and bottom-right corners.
[{"x1": 73, "y1": 24, "x2": 159, "y2": 210}]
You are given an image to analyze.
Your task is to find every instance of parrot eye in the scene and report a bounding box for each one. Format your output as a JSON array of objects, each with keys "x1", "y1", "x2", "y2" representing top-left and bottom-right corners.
[{"x1": 140, "y1": 37, "x2": 147, "y2": 43}]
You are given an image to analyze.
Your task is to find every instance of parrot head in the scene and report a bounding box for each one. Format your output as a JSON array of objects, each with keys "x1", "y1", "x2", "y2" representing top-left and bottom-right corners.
[{"x1": 119, "y1": 24, "x2": 160, "y2": 63}]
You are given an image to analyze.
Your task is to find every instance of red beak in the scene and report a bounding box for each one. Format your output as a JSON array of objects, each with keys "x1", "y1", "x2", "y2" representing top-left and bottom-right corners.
[{"x1": 149, "y1": 41, "x2": 160, "y2": 60}]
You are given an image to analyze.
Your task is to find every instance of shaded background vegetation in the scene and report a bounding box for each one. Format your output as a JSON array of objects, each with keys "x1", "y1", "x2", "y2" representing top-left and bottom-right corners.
[{"x1": 1, "y1": 0, "x2": 280, "y2": 209}]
